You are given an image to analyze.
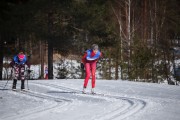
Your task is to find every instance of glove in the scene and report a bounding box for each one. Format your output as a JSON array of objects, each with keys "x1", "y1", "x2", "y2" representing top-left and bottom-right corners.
[
  {"x1": 27, "y1": 68, "x2": 31, "y2": 73},
  {"x1": 80, "y1": 63, "x2": 84, "y2": 69},
  {"x1": 28, "y1": 70, "x2": 31, "y2": 73}
]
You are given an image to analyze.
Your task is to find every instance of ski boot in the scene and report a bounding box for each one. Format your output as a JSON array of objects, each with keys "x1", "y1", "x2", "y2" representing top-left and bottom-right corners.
[
  {"x1": 82, "y1": 87, "x2": 86, "y2": 94},
  {"x1": 12, "y1": 79, "x2": 17, "y2": 91},
  {"x1": 91, "y1": 88, "x2": 95, "y2": 94}
]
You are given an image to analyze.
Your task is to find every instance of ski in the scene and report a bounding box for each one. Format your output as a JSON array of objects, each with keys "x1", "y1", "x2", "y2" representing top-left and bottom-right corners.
[
  {"x1": 21, "y1": 89, "x2": 29, "y2": 92},
  {"x1": 81, "y1": 92, "x2": 105, "y2": 96},
  {"x1": 92, "y1": 93, "x2": 105, "y2": 96},
  {"x1": 12, "y1": 89, "x2": 29, "y2": 92},
  {"x1": 12, "y1": 89, "x2": 17, "y2": 91}
]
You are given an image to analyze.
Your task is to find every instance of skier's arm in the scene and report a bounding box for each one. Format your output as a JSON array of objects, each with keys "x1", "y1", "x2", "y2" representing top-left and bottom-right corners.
[
  {"x1": 95, "y1": 52, "x2": 103, "y2": 63},
  {"x1": 25, "y1": 60, "x2": 31, "y2": 69},
  {"x1": 25, "y1": 61, "x2": 31, "y2": 73},
  {"x1": 99, "y1": 52, "x2": 103, "y2": 59},
  {"x1": 81, "y1": 52, "x2": 87, "y2": 69},
  {"x1": 81, "y1": 52, "x2": 87, "y2": 64},
  {"x1": 9, "y1": 59, "x2": 15, "y2": 68}
]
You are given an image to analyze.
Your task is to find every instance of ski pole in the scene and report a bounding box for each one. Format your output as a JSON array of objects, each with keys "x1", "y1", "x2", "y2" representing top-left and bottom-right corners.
[
  {"x1": 3, "y1": 79, "x2": 10, "y2": 90},
  {"x1": 3, "y1": 68, "x2": 13, "y2": 90},
  {"x1": 27, "y1": 70, "x2": 30, "y2": 90},
  {"x1": 26, "y1": 69, "x2": 31, "y2": 90},
  {"x1": 27, "y1": 78, "x2": 29, "y2": 90}
]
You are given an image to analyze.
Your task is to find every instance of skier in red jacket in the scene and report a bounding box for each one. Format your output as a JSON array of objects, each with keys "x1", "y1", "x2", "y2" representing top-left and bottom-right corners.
[
  {"x1": 44, "y1": 67, "x2": 48, "y2": 79},
  {"x1": 81, "y1": 44, "x2": 102, "y2": 94}
]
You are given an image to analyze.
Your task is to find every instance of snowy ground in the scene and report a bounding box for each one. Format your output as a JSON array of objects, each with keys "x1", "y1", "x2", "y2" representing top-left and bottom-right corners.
[{"x1": 0, "y1": 79, "x2": 180, "y2": 120}]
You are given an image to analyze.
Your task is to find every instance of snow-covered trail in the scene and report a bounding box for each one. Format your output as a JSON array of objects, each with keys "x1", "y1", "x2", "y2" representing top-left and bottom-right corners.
[{"x1": 0, "y1": 79, "x2": 180, "y2": 120}]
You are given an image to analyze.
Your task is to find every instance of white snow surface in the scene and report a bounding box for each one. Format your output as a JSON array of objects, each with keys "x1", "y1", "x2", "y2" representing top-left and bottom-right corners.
[{"x1": 0, "y1": 79, "x2": 180, "y2": 120}]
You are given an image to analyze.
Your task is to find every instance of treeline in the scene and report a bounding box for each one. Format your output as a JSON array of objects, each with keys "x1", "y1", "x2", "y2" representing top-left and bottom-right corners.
[{"x1": 0, "y1": 0, "x2": 179, "y2": 82}]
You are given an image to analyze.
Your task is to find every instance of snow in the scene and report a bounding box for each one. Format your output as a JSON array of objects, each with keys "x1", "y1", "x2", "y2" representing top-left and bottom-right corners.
[
  {"x1": 0, "y1": 79, "x2": 180, "y2": 120},
  {"x1": 2, "y1": 59, "x2": 122, "y2": 80}
]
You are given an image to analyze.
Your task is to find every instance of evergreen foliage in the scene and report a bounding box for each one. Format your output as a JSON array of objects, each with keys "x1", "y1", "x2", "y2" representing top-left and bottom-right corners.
[{"x1": 0, "y1": 0, "x2": 179, "y2": 83}]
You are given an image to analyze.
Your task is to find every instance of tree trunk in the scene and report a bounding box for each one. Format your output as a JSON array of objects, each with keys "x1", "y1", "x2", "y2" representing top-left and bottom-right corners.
[
  {"x1": 143, "y1": 0, "x2": 147, "y2": 43},
  {"x1": 48, "y1": 39, "x2": 53, "y2": 79},
  {"x1": 108, "y1": 57, "x2": 111, "y2": 80},
  {"x1": 0, "y1": 34, "x2": 4, "y2": 80},
  {"x1": 125, "y1": 0, "x2": 131, "y2": 78},
  {"x1": 115, "y1": 48, "x2": 119, "y2": 80},
  {"x1": 48, "y1": 11, "x2": 54, "y2": 79},
  {"x1": 40, "y1": 40, "x2": 45, "y2": 79}
]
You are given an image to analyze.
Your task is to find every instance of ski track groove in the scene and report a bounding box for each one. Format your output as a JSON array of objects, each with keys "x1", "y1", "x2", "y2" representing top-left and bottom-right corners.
[
  {"x1": 1, "y1": 86, "x2": 72, "y2": 120},
  {"x1": 2, "y1": 100, "x2": 66, "y2": 120},
  {"x1": 19, "y1": 90, "x2": 72, "y2": 102},
  {"x1": 32, "y1": 82, "x2": 147, "y2": 120},
  {"x1": 100, "y1": 97, "x2": 146, "y2": 120}
]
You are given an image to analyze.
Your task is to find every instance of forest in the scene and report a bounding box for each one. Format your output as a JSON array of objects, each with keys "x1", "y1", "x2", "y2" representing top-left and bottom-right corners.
[{"x1": 0, "y1": 0, "x2": 180, "y2": 83}]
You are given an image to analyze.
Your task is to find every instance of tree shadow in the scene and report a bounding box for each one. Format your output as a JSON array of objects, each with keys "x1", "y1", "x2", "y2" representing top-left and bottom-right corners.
[
  {"x1": 47, "y1": 91, "x2": 77, "y2": 94},
  {"x1": 0, "y1": 89, "x2": 9, "y2": 91}
]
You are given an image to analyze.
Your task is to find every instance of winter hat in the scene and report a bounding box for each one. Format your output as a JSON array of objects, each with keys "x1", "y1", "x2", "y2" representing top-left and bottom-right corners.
[
  {"x1": 18, "y1": 53, "x2": 25, "y2": 61},
  {"x1": 92, "y1": 44, "x2": 99, "y2": 50}
]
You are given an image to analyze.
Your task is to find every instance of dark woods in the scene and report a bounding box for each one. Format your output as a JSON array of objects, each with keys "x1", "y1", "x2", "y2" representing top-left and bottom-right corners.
[{"x1": 0, "y1": 0, "x2": 180, "y2": 82}]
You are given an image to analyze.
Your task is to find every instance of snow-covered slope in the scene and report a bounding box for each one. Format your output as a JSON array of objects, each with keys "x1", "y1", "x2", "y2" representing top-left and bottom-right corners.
[{"x1": 0, "y1": 79, "x2": 180, "y2": 120}]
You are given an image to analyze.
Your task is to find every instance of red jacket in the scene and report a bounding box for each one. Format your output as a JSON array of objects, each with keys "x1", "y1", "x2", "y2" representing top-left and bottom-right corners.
[{"x1": 82, "y1": 50, "x2": 102, "y2": 63}]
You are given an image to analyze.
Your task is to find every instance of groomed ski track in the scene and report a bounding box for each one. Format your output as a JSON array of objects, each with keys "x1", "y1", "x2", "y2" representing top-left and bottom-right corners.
[
  {"x1": 32, "y1": 82, "x2": 147, "y2": 120},
  {"x1": 0, "y1": 80, "x2": 147, "y2": 120}
]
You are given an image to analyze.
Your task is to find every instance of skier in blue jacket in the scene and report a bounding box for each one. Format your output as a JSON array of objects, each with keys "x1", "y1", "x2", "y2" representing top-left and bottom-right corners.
[{"x1": 10, "y1": 52, "x2": 30, "y2": 90}]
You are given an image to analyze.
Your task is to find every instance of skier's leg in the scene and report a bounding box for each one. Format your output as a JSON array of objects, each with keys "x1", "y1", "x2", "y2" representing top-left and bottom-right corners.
[
  {"x1": 90, "y1": 62, "x2": 96, "y2": 94},
  {"x1": 12, "y1": 66, "x2": 18, "y2": 90},
  {"x1": 12, "y1": 79, "x2": 17, "y2": 90},
  {"x1": 45, "y1": 74, "x2": 48, "y2": 80},
  {"x1": 21, "y1": 80, "x2": 25, "y2": 90},
  {"x1": 20, "y1": 66, "x2": 25, "y2": 90},
  {"x1": 91, "y1": 62, "x2": 97, "y2": 89},
  {"x1": 14, "y1": 66, "x2": 19, "y2": 80},
  {"x1": 83, "y1": 63, "x2": 91, "y2": 88}
]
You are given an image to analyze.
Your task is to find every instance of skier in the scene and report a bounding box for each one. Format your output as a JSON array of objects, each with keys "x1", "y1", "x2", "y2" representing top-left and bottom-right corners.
[
  {"x1": 44, "y1": 67, "x2": 48, "y2": 79},
  {"x1": 10, "y1": 52, "x2": 30, "y2": 90},
  {"x1": 81, "y1": 44, "x2": 102, "y2": 94}
]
